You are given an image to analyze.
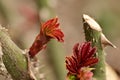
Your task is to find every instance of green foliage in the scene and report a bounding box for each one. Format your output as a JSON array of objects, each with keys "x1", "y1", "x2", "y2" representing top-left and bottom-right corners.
[{"x1": 68, "y1": 75, "x2": 76, "y2": 80}]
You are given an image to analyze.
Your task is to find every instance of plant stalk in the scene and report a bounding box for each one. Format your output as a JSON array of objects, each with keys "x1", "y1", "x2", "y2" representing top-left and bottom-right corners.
[
  {"x1": 0, "y1": 26, "x2": 36, "y2": 80},
  {"x1": 82, "y1": 14, "x2": 106, "y2": 80}
]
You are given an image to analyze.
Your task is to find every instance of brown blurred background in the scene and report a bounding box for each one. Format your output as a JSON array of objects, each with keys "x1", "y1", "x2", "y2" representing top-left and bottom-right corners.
[{"x1": 0, "y1": 0, "x2": 120, "y2": 80}]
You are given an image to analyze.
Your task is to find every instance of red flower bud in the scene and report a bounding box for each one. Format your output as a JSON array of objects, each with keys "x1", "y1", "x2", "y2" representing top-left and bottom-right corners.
[{"x1": 29, "y1": 17, "x2": 64, "y2": 58}]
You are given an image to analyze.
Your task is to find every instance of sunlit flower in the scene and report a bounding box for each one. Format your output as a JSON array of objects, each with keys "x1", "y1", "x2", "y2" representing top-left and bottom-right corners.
[
  {"x1": 29, "y1": 17, "x2": 64, "y2": 58},
  {"x1": 65, "y1": 42, "x2": 98, "y2": 80}
]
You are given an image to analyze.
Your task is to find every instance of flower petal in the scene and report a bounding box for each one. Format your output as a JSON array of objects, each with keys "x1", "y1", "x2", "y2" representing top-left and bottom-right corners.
[
  {"x1": 81, "y1": 42, "x2": 91, "y2": 61},
  {"x1": 82, "y1": 58, "x2": 98, "y2": 67},
  {"x1": 84, "y1": 47, "x2": 97, "y2": 60},
  {"x1": 47, "y1": 29, "x2": 64, "y2": 42}
]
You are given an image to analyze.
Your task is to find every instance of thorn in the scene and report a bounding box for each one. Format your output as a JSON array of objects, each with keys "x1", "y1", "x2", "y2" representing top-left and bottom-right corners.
[
  {"x1": 82, "y1": 14, "x2": 102, "y2": 32},
  {"x1": 101, "y1": 33, "x2": 116, "y2": 48}
]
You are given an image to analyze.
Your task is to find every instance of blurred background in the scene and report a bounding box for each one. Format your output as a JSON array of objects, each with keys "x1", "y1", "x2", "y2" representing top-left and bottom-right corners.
[{"x1": 0, "y1": 0, "x2": 120, "y2": 80}]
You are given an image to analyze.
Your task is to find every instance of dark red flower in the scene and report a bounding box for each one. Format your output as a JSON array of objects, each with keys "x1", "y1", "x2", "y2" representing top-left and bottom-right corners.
[
  {"x1": 65, "y1": 42, "x2": 98, "y2": 79},
  {"x1": 29, "y1": 17, "x2": 64, "y2": 58}
]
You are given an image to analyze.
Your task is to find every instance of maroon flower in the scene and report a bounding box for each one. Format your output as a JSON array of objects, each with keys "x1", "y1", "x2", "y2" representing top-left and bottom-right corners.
[
  {"x1": 65, "y1": 42, "x2": 98, "y2": 79},
  {"x1": 29, "y1": 17, "x2": 64, "y2": 58}
]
